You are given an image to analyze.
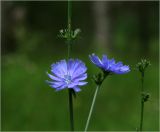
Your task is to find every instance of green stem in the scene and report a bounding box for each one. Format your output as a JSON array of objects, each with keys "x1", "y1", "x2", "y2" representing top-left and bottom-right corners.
[
  {"x1": 140, "y1": 73, "x2": 144, "y2": 131},
  {"x1": 84, "y1": 85, "x2": 100, "y2": 132},
  {"x1": 67, "y1": 41, "x2": 71, "y2": 59},
  {"x1": 68, "y1": 0, "x2": 71, "y2": 32},
  {"x1": 67, "y1": 0, "x2": 72, "y2": 59},
  {"x1": 67, "y1": 0, "x2": 74, "y2": 131},
  {"x1": 69, "y1": 89, "x2": 74, "y2": 131},
  {"x1": 140, "y1": 100, "x2": 144, "y2": 131}
]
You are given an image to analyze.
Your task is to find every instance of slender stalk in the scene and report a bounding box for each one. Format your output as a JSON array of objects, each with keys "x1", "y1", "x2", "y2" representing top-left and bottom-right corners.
[
  {"x1": 140, "y1": 73, "x2": 144, "y2": 131},
  {"x1": 67, "y1": 0, "x2": 74, "y2": 131},
  {"x1": 140, "y1": 100, "x2": 144, "y2": 131},
  {"x1": 84, "y1": 85, "x2": 100, "y2": 132},
  {"x1": 69, "y1": 89, "x2": 74, "y2": 131},
  {"x1": 67, "y1": 0, "x2": 71, "y2": 60},
  {"x1": 67, "y1": 41, "x2": 71, "y2": 59},
  {"x1": 68, "y1": 0, "x2": 71, "y2": 31}
]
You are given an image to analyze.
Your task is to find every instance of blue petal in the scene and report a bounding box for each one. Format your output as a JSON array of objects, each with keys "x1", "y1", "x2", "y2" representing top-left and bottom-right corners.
[
  {"x1": 73, "y1": 86, "x2": 81, "y2": 92},
  {"x1": 67, "y1": 59, "x2": 75, "y2": 74},
  {"x1": 51, "y1": 65, "x2": 62, "y2": 78},
  {"x1": 105, "y1": 59, "x2": 115, "y2": 72},
  {"x1": 72, "y1": 73, "x2": 87, "y2": 82},
  {"x1": 47, "y1": 72, "x2": 62, "y2": 82},
  {"x1": 102, "y1": 55, "x2": 108, "y2": 64},
  {"x1": 59, "y1": 60, "x2": 67, "y2": 73},
  {"x1": 68, "y1": 82, "x2": 79, "y2": 88},
  {"x1": 108, "y1": 61, "x2": 122, "y2": 72},
  {"x1": 108, "y1": 58, "x2": 115, "y2": 67},
  {"x1": 50, "y1": 81, "x2": 65, "y2": 88},
  {"x1": 68, "y1": 81, "x2": 87, "y2": 88},
  {"x1": 115, "y1": 62, "x2": 123, "y2": 67},
  {"x1": 51, "y1": 60, "x2": 67, "y2": 78},
  {"x1": 78, "y1": 81, "x2": 88, "y2": 86},
  {"x1": 67, "y1": 59, "x2": 80, "y2": 75},
  {"x1": 112, "y1": 65, "x2": 130, "y2": 74},
  {"x1": 55, "y1": 84, "x2": 67, "y2": 91},
  {"x1": 89, "y1": 53, "x2": 103, "y2": 68},
  {"x1": 70, "y1": 60, "x2": 87, "y2": 79},
  {"x1": 119, "y1": 65, "x2": 130, "y2": 73},
  {"x1": 46, "y1": 80, "x2": 54, "y2": 85}
]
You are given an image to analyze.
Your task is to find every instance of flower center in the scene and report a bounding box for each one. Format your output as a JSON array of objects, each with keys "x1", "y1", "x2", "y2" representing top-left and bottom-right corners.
[{"x1": 64, "y1": 75, "x2": 71, "y2": 84}]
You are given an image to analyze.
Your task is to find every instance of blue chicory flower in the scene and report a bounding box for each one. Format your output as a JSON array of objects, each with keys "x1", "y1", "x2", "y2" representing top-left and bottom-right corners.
[
  {"x1": 89, "y1": 53, "x2": 130, "y2": 74},
  {"x1": 46, "y1": 59, "x2": 87, "y2": 92}
]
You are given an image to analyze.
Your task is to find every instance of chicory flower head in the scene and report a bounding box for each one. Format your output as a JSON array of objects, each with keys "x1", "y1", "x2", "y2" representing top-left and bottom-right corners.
[
  {"x1": 46, "y1": 59, "x2": 87, "y2": 92},
  {"x1": 89, "y1": 53, "x2": 130, "y2": 74}
]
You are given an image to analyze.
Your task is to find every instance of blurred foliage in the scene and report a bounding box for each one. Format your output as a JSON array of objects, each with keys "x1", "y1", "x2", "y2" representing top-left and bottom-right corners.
[{"x1": 1, "y1": 1, "x2": 159, "y2": 131}]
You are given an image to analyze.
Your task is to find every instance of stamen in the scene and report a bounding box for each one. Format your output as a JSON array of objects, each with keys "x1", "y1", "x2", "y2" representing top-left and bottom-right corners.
[{"x1": 64, "y1": 75, "x2": 71, "y2": 84}]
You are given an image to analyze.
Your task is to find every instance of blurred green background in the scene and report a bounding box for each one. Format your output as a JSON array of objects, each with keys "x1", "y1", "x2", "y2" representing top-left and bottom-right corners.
[{"x1": 1, "y1": 1, "x2": 159, "y2": 131}]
